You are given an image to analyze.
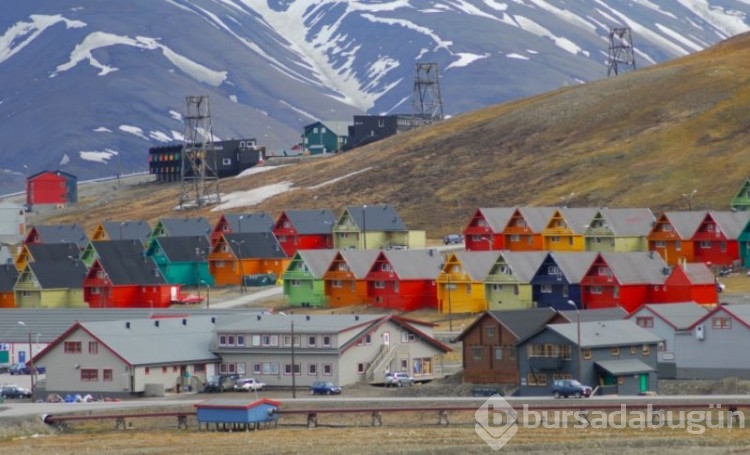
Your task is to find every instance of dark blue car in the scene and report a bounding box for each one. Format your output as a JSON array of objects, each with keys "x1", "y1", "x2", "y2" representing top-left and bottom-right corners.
[{"x1": 309, "y1": 381, "x2": 342, "y2": 395}]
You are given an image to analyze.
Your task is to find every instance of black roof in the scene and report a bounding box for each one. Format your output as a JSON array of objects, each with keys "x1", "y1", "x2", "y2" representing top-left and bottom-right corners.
[
  {"x1": 29, "y1": 260, "x2": 88, "y2": 288},
  {"x1": 344, "y1": 205, "x2": 408, "y2": 231},
  {"x1": 31, "y1": 224, "x2": 88, "y2": 248},
  {"x1": 281, "y1": 209, "x2": 336, "y2": 235},
  {"x1": 224, "y1": 213, "x2": 274, "y2": 233},
  {"x1": 102, "y1": 220, "x2": 151, "y2": 244},
  {"x1": 0, "y1": 264, "x2": 18, "y2": 292},
  {"x1": 158, "y1": 217, "x2": 212, "y2": 237},
  {"x1": 224, "y1": 232, "x2": 286, "y2": 259},
  {"x1": 95, "y1": 240, "x2": 165, "y2": 285},
  {"x1": 26, "y1": 242, "x2": 81, "y2": 262},
  {"x1": 153, "y1": 236, "x2": 211, "y2": 262}
]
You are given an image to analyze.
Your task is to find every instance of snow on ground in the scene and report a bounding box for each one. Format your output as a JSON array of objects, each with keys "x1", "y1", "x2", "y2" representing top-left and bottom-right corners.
[
  {"x1": 211, "y1": 182, "x2": 294, "y2": 211},
  {"x1": 236, "y1": 165, "x2": 285, "y2": 178},
  {"x1": 308, "y1": 167, "x2": 373, "y2": 190}
]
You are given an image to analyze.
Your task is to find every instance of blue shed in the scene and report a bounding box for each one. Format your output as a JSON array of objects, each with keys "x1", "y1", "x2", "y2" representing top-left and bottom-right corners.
[{"x1": 195, "y1": 398, "x2": 281, "y2": 431}]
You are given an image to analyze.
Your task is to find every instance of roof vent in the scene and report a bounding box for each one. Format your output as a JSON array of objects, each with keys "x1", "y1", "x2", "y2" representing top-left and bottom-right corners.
[
  {"x1": 306, "y1": 315, "x2": 311, "y2": 321},
  {"x1": 125, "y1": 321, "x2": 131, "y2": 329},
  {"x1": 155, "y1": 320, "x2": 160, "y2": 327},
  {"x1": 211, "y1": 317, "x2": 215, "y2": 324},
  {"x1": 182, "y1": 319, "x2": 187, "y2": 326},
  {"x1": 257, "y1": 315, "x2": 262, "y2": 321},
  {"x1": 355, "y1": 315, "x2": 359, "y2": 321}
]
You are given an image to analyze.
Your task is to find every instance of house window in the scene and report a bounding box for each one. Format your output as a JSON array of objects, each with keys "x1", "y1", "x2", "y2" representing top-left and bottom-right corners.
[
  {"x1": 291, "y1": 280, "x2": 302, "y2": 287},
  {"x1": 658, "y1": 341, "x2": 667, "y2": 352},
  {"x1": 700, "y1": 241, "x2": 711, "y2": 249},
  {"x1": 540, "y1": 284, "x2": 552, "y2": 294},
  {"x1": 590, "y1": 286, "x2": 603, "y2": 295},
  {"x1": 322, "y1": 335, "x2": 332, "y2": 347},
  {"x1": 527, "y1": 373, "x2": 548, "y2": 387},
  {"x1": 103, "y1": 369, "x2": 113, "y2": 382},
  {"x1": 492, "y1": 284, "x2": 503, "y2": 291},
  {"x1": 222, "y1": 158, "x2": 231, "y2": 165},
  {"x1": 262, "y1": 335, "x2": 279, "y2": 346},
  {"x1": 560, "y1": 345, "x2": 571, "y2": 360},
  {"x1": 400, "y1": 359, "x2": 408, "y2": 371},
  {"x1": 88, "y1": 342, "x2": 98, "y2": 354},
  {"x1": 251, "y1": 335, "x2": 261, "y2": 346},
  {"x1": 356, "y1": 362, "x2": 370, "y2": 375},
  {"x1": 284, "y1": 363, "x2": 301, "y2": 375},
  {"x1": 611, "y1": 347, "x2": 620, "y2": 356},
  {"x1": 227, "y1": 335, "x2": 235, "y2": 345},
  {"x1": 636, "y1": 317, "x2": 654, "y2": 328},
  {"x1": 597, "y1": 266, "x2": 611, "y2": 276},
  {"x1": 472, "y1": 346, "x2": 483, "y2": 360},
  {"x1": 618, "y1": 376, "x2": 625, "y2": 385},
  {"x1": 261, "y1": 362, "x2": 279, "y2": 375},
  {"x1": 237, "y1": 335, "x2": 245, "y2": 346},
  {"x1": 675, "y1": 241, "x2": 681, "y2": 251},
  {"x1": 374, "y1": 281, "x2": 386, "y2": 289},
  {"x1": 332, "y1": 280, "x2": 343, "y2": 288},
  {"x1": 642, "y1": 344, "x2": 651, "y2": 355},
  {"x1": 494, "y1": 347, "x2": 503, "y2": 360},
  {"x1": 145, "y1": 367, "x2": 150, "y2": 375},
  {"x1": 308, "y1": 335, "x2": 317, "y2": 347},
  {"x1": 547, "y1": 266, "x2": 558, "y2": 275},
  {"x1": 613, "y1": 286, "x2": 620, "y2": 298},
  {"x1": 64, "y1": 341, "x2": 82, "y2": 354},
  {"x1": 662, "y1": 225, "x2": 672, "y2": 232},
  {"x1": 551, "y1": 236, "x2": 560, "y2": 243},
  {"x1": 630, "y1": 345, "x2": 637, "y2": 355},
  {"x1": 582, "y1": 348, "x2": 592, "y2": 359},
  {"x1": 323, "y1": 364, "x2": 333, "y2": 376},
  {"x1": 655, "y1": 241, "x2": 666, "y2": 248},
  {"x1": 509, "y1": 348, "x2": 516, "y2": 360},
  {"x1": 485, "y1": 327, "x2": 495, "y2": 340},
  {"x1": 712, "y1": 317, "x2": 732, "y2": 329},
  {"x1": 194, "y1": 364, "x2": 206, "y2": 373},
  {"x1": 80, "y1": 369, "x2": 98, "y2": 382},
  {"x1": 308, "y1": 364, "x2": 317, "y2": 375},
  {"x1": 253, "y1": 363, "x2": 261, "y2": 375},
  {"x1": 510, "y1": 234, "x2": 520, "y2": 242},
  {"x1": 380, "y1": 263, "x2": 392, "y2": 272}
]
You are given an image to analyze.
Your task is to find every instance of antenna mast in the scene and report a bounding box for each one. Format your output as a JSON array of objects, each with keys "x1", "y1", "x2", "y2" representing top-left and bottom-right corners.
[
  {"x1": 607, "y1": 27, "x2": 636, "y2": 77},
  {"x1": 412, "y1": 62, "x2": 445, "y2": 123},
  {"x1": 179, "y1": 95, "x2": 220, "y2": 208}
]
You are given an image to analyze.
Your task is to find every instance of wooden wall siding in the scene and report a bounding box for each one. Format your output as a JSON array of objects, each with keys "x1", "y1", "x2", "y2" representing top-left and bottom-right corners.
[{"x1": 462, "y1": 316, "x2": 520, "y2": 384}]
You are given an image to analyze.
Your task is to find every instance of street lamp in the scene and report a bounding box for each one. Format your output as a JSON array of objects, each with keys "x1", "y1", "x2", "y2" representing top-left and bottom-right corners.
[
  {"x1": 566, "y1": 300, "x2": 582, "y2": 382},
  {"x1": 682, "y1": 189, "x2": 697, "y2": 210},
  {"x1": 231, "y1": 239, "x2": 246, "y2": 294},
  {"x1": 440, "y1": 271, "x2": 453, "y2": 332},
  {"x1": 200, "y1": 280, "x2": 210, "y2": 308},
  {"x1": 18, "y1": 321, "x2": 34, "y2": 401},
  {"x1": 279, "y1": 312, "x2": 296, "y2": 398}
]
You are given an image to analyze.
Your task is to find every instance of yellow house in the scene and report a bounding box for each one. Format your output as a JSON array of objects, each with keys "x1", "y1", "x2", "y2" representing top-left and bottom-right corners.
[
  {"x1": 333, "y1": 204, "x2": 426, "y2": 250},
  {"x1": 542, "y1": 208, "x2": 598, "y2": 252},
  {"x1": 584, "y1": 208, "x2": 655, "y2": 252},
  {"x1": 436, "y1": 251, "x2": 499, "y2": 314}
]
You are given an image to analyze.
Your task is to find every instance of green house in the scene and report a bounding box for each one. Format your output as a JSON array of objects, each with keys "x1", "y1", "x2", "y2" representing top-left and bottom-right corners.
[
  {"x1": 731, "y1": 178, "x2": 750, "y2": 212},
  {"x1": 282, "y1": 249, "x2": 337, "y2": 307},
  {"x1": 484, "y1": 251, "x2": 547, "y2": 311},
  {"x1": 301, "y1": 121, "x2": 349, "y2": 155},
  {"x1": 146, "y1": 236, "x2": 214, "y2": 286}
]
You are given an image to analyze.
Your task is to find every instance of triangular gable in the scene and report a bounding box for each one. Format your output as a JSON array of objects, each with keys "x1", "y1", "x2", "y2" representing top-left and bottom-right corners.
[
  {"x1": 547, "y1": 251, "x2": 598, "y2": 284},
  {"x1": 629, "y1": 302, "x2": 709, "y2": 330},
  {"x1": 690, "y1": 305, "x2": 750, "y2": 331},
  {"x1": 33, "y1": 322, "x2": 132, "y2": 367},
  {"x1": 650, "y1": 211, "x2": 705, "y2": 239},
  {"x1": 588, "y1": 208, "x2": 655, "y2": 236},
  {"x1": 287, "y1": 250, "x2": 338, "y2": 279},
  {"x1": 446, "y1": 251, "x2": 500, "y2": 281},
  {"x1": 587, "y1": 252, "x2": 669, "y2": 285},
  {"x1": 465, "y1": 208, "x2": 515, "y2": 232},
  {"x1": 491, "y1": 251, "x2": 548, "y2": 282}
]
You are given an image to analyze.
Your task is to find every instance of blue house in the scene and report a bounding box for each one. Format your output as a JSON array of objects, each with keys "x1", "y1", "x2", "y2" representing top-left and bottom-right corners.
[
  {"x1": 531, "y1": 252, "x2": 597, "y2": 310},
  {"x1": 195, "y1": 398, "x2": 280, "y2": 431}
]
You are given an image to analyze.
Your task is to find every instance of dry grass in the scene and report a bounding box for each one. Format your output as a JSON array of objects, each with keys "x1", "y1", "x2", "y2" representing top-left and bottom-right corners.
[{"x1": 29, "y1": 33, "x2": 750, "y2": 239}]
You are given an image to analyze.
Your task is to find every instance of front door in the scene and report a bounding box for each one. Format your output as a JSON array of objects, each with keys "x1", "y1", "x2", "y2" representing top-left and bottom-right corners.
[
  {"x1": 639, "y1": 373, "x2": 649, "y2": 392},
  {"x1": 383, "y1": 332, "x2": 390, "y2": 347}
]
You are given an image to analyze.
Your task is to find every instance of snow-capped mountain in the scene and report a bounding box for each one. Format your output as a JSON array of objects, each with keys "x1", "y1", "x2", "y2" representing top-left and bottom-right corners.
[{"x1": 1, "y1": 1, "x2": 748, "y2": 190}]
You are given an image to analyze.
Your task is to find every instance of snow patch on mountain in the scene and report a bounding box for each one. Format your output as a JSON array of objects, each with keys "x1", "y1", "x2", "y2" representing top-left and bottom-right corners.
[
  {"x1": 119, "y1": 125, "x2": 149, "y2": 140},
  {"x1": 0, "y1": 14, "x2": 84, "y2": 65},
  {"x1": 446, "y1": 52, "x2": 490, "y2": 69},
  {"x1": 80, "y1": 148, "x2": 118, "y2": 164}
]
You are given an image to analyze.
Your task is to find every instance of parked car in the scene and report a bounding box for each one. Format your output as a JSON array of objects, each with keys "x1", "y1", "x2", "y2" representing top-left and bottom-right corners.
[
  {"x1": 443, "y1": 234, "x2": 464, "y2": 245},
  {"x1": 9, "y1": 363, "x2": 26, "y2": 375},
  {"x1": 234, "y1": 378, "x2": 266, "y2": 392},
  {"x1": 0, "y1": 384, "x2": 32, "y2": 399},
  {"x1": 309, "y1": 381, "x2": 342, "y2": 395},
  {"x1": 201, "y1": 374, "x2": 241, "y2": 393},
  {"x1": 384, "y1": 371, "x2": 414, "y2": 387},
  {"x1": 551, "y1": 379, "x2": 592, "y2": 398}
]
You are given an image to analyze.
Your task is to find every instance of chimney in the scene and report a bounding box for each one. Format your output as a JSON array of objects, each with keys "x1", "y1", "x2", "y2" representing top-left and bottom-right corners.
[
  {"x1": 257, "y1": 315, "x2": 262, "y2": 321},
  {"x1": 182, "y1": 319, "x2": 187, "y2": 326},
  {"x1": 155, "y1": 320, "x2": 160, "y2": 327},
  {"x1": 125, "y1": 321, "x2": 131, "y2": 329},
  {"x1": 211, "y1": 317, "x2": 216, "y2": 324},
  {"x1": 355, "y1": 315, "x2": 359, "y2": 321},
  {"x1": 306, "y1": 315, "x2": 311, "y2": 321}
]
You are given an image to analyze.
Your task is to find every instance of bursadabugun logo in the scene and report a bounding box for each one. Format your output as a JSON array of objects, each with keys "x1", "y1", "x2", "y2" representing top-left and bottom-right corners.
[{"x1": 475, "y1": 394, "x2": 519, "y2": 450}]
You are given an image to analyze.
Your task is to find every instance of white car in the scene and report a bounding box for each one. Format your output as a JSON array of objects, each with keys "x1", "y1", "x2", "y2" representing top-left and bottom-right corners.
[{"x1": 234, "y1": 378, "x2": 266, "y2": 392}]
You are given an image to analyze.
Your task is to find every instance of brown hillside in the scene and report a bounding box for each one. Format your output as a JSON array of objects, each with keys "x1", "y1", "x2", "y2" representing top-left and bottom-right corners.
[{"x1": 34, "y1": 32, "x2": 750, "y2": 238}]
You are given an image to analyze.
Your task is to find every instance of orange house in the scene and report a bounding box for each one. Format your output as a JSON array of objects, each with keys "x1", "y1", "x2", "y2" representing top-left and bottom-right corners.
[
  {"x1": 541, "y1": 208, "x2": 597, "y2": 252},
  {"x1": 648, "y1": 211, "x2": 703, "y2": 266},
  {"x1": 503, "y1": 207, "x2": 556, "y2": 251},
  {"x1": 0, "y1": 264, "x2": 18, "y2": 308},
  {"x1": 210, "y1": 232, "x2": 289, "y2": 286},
  {"x1": 323, "y1": 250, "x2": 378, "y2": 308},
  {"x1": 209, "y1": 213, "x2": 273, "y2": 247}
]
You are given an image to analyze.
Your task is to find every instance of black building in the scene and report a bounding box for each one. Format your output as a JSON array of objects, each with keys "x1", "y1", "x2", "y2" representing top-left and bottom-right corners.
[
  {"x1": 346, "y1": 115, "x2": 426, "y2": 150},
  {"x1": 149, "y1": 139, "x2": 265, "y2": 182}
]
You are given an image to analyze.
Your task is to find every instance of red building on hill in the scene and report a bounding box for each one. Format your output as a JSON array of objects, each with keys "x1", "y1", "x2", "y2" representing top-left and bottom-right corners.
[{"x1": 26, "y1": 170, "x2": 77, "y2": 209}]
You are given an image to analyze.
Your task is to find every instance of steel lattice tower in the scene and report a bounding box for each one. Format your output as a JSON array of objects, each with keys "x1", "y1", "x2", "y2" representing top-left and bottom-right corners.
[
  {"x1": 412, "y1": 62, "x2": 445, "y2": 122},
  {"x1": 179, "y1": 95, "x2": 220, "y2": 208},
  {"x1": 607, "y1": 27, "x2": 636, "y2": 77}
]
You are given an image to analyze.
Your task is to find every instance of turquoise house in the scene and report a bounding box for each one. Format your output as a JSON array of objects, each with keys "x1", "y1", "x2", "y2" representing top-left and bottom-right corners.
[{"x1": 147, "y1": 236, "x2": 214, "y2": 286}]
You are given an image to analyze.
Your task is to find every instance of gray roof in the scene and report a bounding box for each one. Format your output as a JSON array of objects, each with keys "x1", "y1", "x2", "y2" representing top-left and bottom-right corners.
[
  {"x1": 557, "y1": 307, "x2": 628, "y2": 323},
  {"x1": 28, "y1": 259, "x2": 88, "y2": 289},
  {"x1": 599, "y1": 251, "x2": 669, "y2": 285},
  {"x1": 717, "y1": 304, "x2": 750, "y2": 327},
  {"x1": 518, "y1": 207, "x2": 558, "y2": 232},
  {"x1": 224, "y1": 213, "x2": 274, "y2": 234},
  {"x1": 216, "y1": 313, "x2": 383, "y2": 334},
  {"x1": 321, "y1": 120, "x2": 351, "y2": 137},
  {"x1": 557, "y1": 208, "x2": 599, "y2": 234},
  {"x1": 678, "y1": 263, "x2": 715, "y2": 285},
  {"x1": 225, "y1": 232, "x2": 286, "y2": 259},
  {"x1": 451, "y1": 251, "x2": 501, "y2": 280},
  {"x1": 344, "y1": 205, "x2": 408, "y2": 232},
  {"x1": 710, "y1": 211, "x2": 750, "y2": 239},
  {"x1": 0, "y1": 308, "x2": 262, "y2": 343},
  {"x1": 30, "y1": 224, "x2": 89, "y2": 249},
  {"x1": 596, "y1": 208, "x2": 656, "y2": 236},
  {"x1": 293, "y1": 249, "x2": 338, "y2": 278},
  {"x1": 152, "y1": 236, "x2": 211, "y2": 262},
  {"x1": 101, "y1": 220, "x2": 151, "y2": 244},
  {"x1": 633, "y1": 302, "x2": 709, "y2": 330},
  {"x1": 158, "y1": 217, "x2": 212, "y2": 237},
  {"x1": 95, "y1": 240, "x2": 166, "y2": 285},
  {"x1": 547, "y1": 320, "x2": 662, "y2": 348},
  {"x1": 595, "y1": 359, "x2": 655, "y2": 375},
  {"x1": 382, "y1": 249, "x2": 444, "y2": 279},
  {"x1": 488, "y1": 308, "x2": 558, "y2": 340},
  {"x1": 497, "y1": 251, "x2": 548, "y2": 281},
  {"x1": 77, "y1": 316, "x2": 220, "y2": 366},
  {"x1": 337, "y1": 249, "x2": 379, "y2": 278},
  {"x1": 549, "y1": 251, "x2": 598, "y2": 283},
  {"x1": 0, "y1": 263, "x2": 18, "y2": 292},
  {"x1": 475, "y1": 208, "x2": 515, "y2": 231},
  {"x1": 25, "y1": 242, "x2": 81, "y2": 262},
  {"x1": 279, "y1": 209, "x2": 336, "y2": 235},
  {"x1": 660, "y1": 211, "x2": 705, "y2": 238}
]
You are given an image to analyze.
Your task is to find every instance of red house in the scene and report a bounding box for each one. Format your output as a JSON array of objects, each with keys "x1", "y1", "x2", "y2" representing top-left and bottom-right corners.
[
  {"x1": 26, "y1": 170, "x2": 77, "y2": 208},
  {"x1": 654, "y1": 262, "x2": 719, "y2": 305},
  {"x1": 463, "y1": 208, "x2": 514, "y2": 251},
  {"x1": 580, "y1": 251, "x2": 669, "y2": 313},
  {"x1": 83, "y1": 241, "x2": 176, "y2": 308},
  {"x1": 273, "y1": 209, "x2": 336, "y2": 256},
  {"x1": 691, "y1": 211, "x2": 750, "y2": 267},
  {"x1": 365, "y1": 250, "x2": 443, "y2": 311}
]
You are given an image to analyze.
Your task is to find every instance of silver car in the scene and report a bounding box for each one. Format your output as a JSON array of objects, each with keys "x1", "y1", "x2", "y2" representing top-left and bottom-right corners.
[{"x1": 384, "y1": 371, "x2": 414, "y2": 387}]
